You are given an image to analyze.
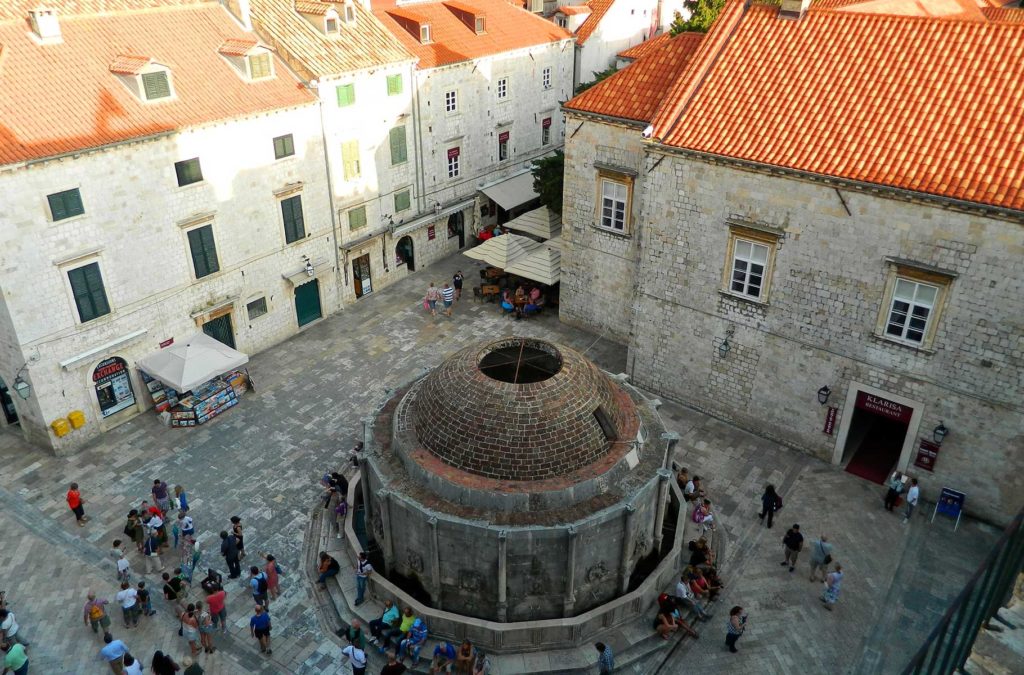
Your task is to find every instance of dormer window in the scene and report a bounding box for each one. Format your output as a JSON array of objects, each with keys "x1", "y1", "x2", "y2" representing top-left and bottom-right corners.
[
  {"x1": 247, "y1": 53, "x2": 272, "y2": 80},
  {"x1": 420, "y1": 24, "x2": 431, "y2": 43},
  {"x1": 475, "y1": 17, "x2": 485, "y2": 33},
  {"x1": 218, "y1": 40, "x2": 274, "y2": 82},
  {"x1": 326, "y1": 17, "x2": 338, "y2": 33},
  {"x1": 110, "y1": 55, "x2": 174, "y2": 102},
  {"x1": 343, "y1": 0, "x2": 357, "y2": 24}
]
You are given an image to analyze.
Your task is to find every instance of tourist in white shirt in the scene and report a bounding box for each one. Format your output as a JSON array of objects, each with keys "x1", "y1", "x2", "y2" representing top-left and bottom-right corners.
[
  {"x1": 903, "y1": 478, "x2": 920, "y2": 523},
  {"x1": 115, "y1": 581, "x2": 139, "y2": 628},
  {"x1": 674, "y1": 574, "x2": 711, "y2": 620}
]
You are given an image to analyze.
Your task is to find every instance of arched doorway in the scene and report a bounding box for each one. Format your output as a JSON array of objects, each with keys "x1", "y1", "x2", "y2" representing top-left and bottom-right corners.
[
  {"x1": 447, "y1": 211, "x2": 465, "y2": 249},
  {"x1": 93, "y1": 357, "x2": 136, "y2": 418},
  {"x1": 396, "y1": 236, "x2": 415, "y2": 272},
  {"x1": 0, "y1": 376, "x2": 18, "y2": 425}
]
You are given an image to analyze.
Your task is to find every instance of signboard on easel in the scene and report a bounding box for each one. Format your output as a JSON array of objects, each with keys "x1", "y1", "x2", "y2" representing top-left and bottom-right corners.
[{"x1": 931, "y1": 487, "x2": 966, "y2": 532}]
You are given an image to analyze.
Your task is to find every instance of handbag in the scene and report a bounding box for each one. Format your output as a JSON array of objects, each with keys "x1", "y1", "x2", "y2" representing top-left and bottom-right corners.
[{"x1": 818, "y1": 541, "x2": 833, "y2": 565}]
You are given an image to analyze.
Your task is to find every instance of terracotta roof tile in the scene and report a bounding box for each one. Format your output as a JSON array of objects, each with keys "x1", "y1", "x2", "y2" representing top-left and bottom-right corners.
[
  {"x1": 566, "y1": 31, "x2": 703, "y2": 123},
  {"x1": 616, "y1": 31, "x2": 671, "y2": 60},
  {"x1": 558, "y1": 5, "x2": 593, "y2": 15},
  {"x1": 108, "y1": 53, "x2": 153, "y2": 74},
  {"x1": 652, "y1": 0, "x2": 1024, "y2": 212},
  {"x1": 574, "y1": 0, "x2": 613, "y2": 44},
  {"x1": 0, "y1": 0, "x2": 208, "y2": 22},
  {"x1": 982, "y1": 6, "x2": 1024, "y2": 21},
  {"x1": 248, "y1": 0, "x2": 414, "y2": 77},
  {"x1": 217, "y1": 37, "x2": 258, "y2": 56},
  {"x1": 0, "y1": 4, "x2": 315, "y2": 165},
  {"x1": 373, "y1": 0, "x2": 571, "y2": 69},
  {"x1": 293, "y1": 1, "x2": 332, "y2": 16}
]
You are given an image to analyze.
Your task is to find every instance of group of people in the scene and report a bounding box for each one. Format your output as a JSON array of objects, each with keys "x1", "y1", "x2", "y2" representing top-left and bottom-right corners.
[
  {"x1": 360, "y1": 600, "x2": 490, "y2": 674},
  {"x1": 884, "y1": 471, "x2": 921, "y2": 523},
  {"x1": 772, "y1": 521, "x2": 844, "y2": 611},
  {"x1": 499, "y1": 284, "x2": 544, "y2": 320}
]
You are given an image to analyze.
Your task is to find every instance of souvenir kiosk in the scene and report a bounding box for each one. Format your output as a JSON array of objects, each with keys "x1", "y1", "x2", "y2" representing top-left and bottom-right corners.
[{"x1": 138, "y1": 333, "x2": 249, "y2": 428}]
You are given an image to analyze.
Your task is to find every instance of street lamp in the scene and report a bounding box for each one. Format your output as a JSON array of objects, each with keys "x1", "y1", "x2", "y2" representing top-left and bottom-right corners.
[
  {"x1": 13, "y1": 364, "x2": 30, "y2": 399},
  {"x1": 817, "y1": 386, "x2": 831, "y2": 405},
  {"x1": 933, "y1": 422, "x2": 949, "y2": 445}
]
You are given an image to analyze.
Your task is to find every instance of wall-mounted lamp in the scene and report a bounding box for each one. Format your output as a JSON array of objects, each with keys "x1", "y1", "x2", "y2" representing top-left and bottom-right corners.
[
  {"x1": 13, "y1": 363, "x2": 31, "y2": 399},
  {"x1": 817, "y1": 385, "x2": 831, "y2": 405},
  {"x1": 718, "y1": 325, "x2": 735, "y2": 359},
  {"x1": 933, "y1": 421, "x2": 949, "y2": 445},
  {"x1": 302, "y1": 255, "x2": 314, "y2": 277}
]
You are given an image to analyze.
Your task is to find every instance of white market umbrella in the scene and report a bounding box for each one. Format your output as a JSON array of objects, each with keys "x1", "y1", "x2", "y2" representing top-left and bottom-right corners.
[
  {"x1": 138, "y1": 332, "x2": 248, "y2": 392},
  {"x1": 503, "y1": 206, "x2": 562, "y2": 241},
  {"x1": 463, "y1": 233, "x2": 541, "y2": 269},
  {"x1": 504, "y1": 242, "x2": 562, "y2": 286}
]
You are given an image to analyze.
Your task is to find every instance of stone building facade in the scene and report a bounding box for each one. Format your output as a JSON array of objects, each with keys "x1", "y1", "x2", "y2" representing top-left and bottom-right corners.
[
  {"x1": 560, "y1": 1, "x2": 1024, "y2": 523},
  {"x1": 0, "y1": 3, "x2": 329, "y2": 451}
]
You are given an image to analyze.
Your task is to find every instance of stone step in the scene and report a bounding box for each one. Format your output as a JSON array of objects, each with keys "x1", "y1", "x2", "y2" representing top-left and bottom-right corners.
[{"x1": 965, "y1": 592, "x2": 1024, "y2": 675}]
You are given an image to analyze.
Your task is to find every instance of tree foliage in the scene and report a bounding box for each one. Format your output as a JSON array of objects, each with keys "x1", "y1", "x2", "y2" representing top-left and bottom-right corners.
[
  {"x1": 574, "y1": 65, "x2": 619, "y2": 95},
  {"x1": 530, "y1": 150, "x2": 564, "y2": 216},
  {"x1": 669, "y1": 0, "x2": 726, "y2": 35}
]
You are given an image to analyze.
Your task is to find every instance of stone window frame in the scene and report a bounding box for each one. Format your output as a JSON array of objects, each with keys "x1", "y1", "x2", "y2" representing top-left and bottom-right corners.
[
  {"x1": 246, "y1": 296, "x2": 268, "y2": 321},
  {"x1": 181, "y1": 221, "x2": 221, "y2": 281},
  {"x1": 57, "y1": 253, "x2": 112, "y2": 325},
  {"x1": 496, "y1": 76, "x2": 509, "y2": 101},
  {"x1": 873, "y1": 260, "x2": 955, "y2": 351},
  {"x1": 594, "y1": 168, "x2": 634, "y2": 235},
  {"x1": 720, "y1": 224, "x2": 781, "y2": 305},
  {"x1": 542, "y1": 67, "x2": 551, "y2": 90},
  {"x1": 444, "y1": 89, "x2": 458, "y2": 114}
]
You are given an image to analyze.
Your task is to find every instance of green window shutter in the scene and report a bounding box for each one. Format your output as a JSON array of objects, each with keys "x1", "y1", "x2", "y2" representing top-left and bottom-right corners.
[
  {"x1": 48, "y1": 188, "x2": 84, "y2": 221},
  {"x1": 336, "y1": 83, "x2": 355, "y2": 107},
  {"x1": 282, "y1": 196, "x2": 305, "y2": 244},
  {"x1": 386, "y1": 74, "x2": 403, "y2": 96},
  {"x1": 68, "y1": 262, "x2": 110, "y2": 323},
  {"x1": 188, "y1": 225, "x2": 219, "y2": 278},
  {"x1": 348, "y1": 206, "x2": 367, "y2": 230},
  {"x1": 394, "y1": 189, "x2": 411, "y2": 212},
  {"x1": 342, "y1": 140, "x2": 360, "y2": 179},
  {"x1": 389, "y1": 126, "x2": 407, "y2": 165},
  {"x1": 142, "y1": 71, "x2": 171, "y2": 100},
  {"x1": 273, "y1": 134, "x2": 294, "y2": 159},
  {"x1": 175, "y1": 158, "x2": 202, "y2": 186}
]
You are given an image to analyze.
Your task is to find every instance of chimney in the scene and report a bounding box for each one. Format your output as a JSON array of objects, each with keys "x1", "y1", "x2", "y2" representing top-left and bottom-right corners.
[
  {"x1": 28, "y1": 6, "x2": 62, "y2": 42},
  {"x1": 779, "y1": 0, "x2": 812, "y2": 19}
]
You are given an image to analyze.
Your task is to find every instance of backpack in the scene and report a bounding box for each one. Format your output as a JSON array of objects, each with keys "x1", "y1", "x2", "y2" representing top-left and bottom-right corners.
[
  {"x1": 257, "y1": 574, "x2": 268, "y2": 594},
  {"x1": 775, "y1": 494, "x2": 784, "y2": 511},
  {"x1": 89, "y1": 603, "x2": 104, "y2": 621}
]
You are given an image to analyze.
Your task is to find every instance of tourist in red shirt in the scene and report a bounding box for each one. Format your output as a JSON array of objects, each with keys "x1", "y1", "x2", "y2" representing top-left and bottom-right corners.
[
  {"x1": 205, "y1": 587, "x2": 227, "y2": 635},
  {"x1": 66, "y1": 482, "x2": 88, "y2": 527}
]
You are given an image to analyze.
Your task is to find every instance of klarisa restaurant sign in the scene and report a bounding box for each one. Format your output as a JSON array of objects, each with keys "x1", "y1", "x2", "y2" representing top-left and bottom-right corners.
[{"x1": 854, "y1": 391, "x2": 913, "y2": 424}]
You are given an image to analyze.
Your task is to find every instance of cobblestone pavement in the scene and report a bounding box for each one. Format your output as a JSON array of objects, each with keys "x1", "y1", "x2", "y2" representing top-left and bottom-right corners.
[{"x1": 0, "y1": 252, "x2": 1000, "y2": 674}]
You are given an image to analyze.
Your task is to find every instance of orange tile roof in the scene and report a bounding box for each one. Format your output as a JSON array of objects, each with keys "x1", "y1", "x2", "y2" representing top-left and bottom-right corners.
[
  {"x1": 372, "y1": 0, "x2": 571, "y2": 69},
  {"x1": 294, "y1": 1, "x2": 332, "y2": 16},
  {"x1": 575, "y1": 0, "x2": 613, "y2": 44},
  {"x1": 0, "y1": 4, "x2": 315, "y2": 165},
  {"x1": 982, "y1": 6, "x2": 1024, "y2": 21},
  {"x1": 566, "y1": 31, "x2": 703, "y2": 123},
  {"x1": 651, "y1": 0, "x2": 1024, "y2": 212},
  {"x1": 108, "y1": 53, "x2": 154, "y2": 74},
  {"x1": 0, "y1": 0, "x2": 208, "y2": 22},
  {"x1": 248, "y1": 0, "x2": 415, "y2": 77},
  {"x1": 616, "y1": 31, "x2": 670, "y2": 60},
  {"x1": 558, "y1": 5, "x2": 592, "y2": 15},
  {"x1": 217, "y1": 37, "x2": 259, "y2": 56}
]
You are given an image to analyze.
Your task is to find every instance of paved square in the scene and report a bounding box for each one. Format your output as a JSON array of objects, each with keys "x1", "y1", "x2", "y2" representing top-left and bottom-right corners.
[{"x1": 0, "y1": 253, "x2": 999, "y2": 674}]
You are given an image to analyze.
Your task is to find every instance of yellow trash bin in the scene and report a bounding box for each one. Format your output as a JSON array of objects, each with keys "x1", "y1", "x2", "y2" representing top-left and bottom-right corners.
[
  {"x1": 51, "y1": 418, "x2": 71, "y2": 437},
  {"x1": 68, "y1": 410, "x2": 86, "y2": 429}
]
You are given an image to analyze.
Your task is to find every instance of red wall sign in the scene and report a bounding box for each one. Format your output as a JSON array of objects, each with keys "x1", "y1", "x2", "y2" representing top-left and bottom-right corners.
[
  {"x1": 823, "y1": 406, "x2": 838, "y2": 435},
  {"x1": 498, "y1": 131, "x2": 510, "y2": 143},
  {"x1": 914, "y1": 439, "x2": 940, "y2": 472},
  {"x1": 855, "y1": 391, "x2": 913, "y2": 424},
  {"x1": 159, "y1": 338, "x2": 174, "y2": 349},
  {"x1": 447, "y1": 147, "x2": 460, "y2": 159},
  {"x1": 542, "y1": 117, "x2": 552, "y2": 128},
  {"x1": 427, "y1": 225, "x2": 436, "y2": 241},
  {"x1": 93, "y1": 357, "x2": 127, "y2": 382}
]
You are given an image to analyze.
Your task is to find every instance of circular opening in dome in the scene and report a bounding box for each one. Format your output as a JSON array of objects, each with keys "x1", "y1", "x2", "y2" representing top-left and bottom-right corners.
[{"x1": 478, "y1": 339, "x2": 563, "y2": 384}]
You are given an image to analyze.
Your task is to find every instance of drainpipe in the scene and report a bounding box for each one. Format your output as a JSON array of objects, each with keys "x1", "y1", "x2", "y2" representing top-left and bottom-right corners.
[
  {"x1": 411, "y1": 65, "x2": 428, "y2": 214},
  {"x1": 316, "y1": 92, "x2": 344, "y2": 309}
]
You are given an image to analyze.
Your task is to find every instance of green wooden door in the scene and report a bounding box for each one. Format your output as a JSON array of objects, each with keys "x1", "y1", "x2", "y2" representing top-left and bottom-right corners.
[
  {"x1": 202, "y1": 314, "x2": 235, "y2": 349},
  {"x1": 295, "y1": 279, "x2": 322, "y2": 327}
]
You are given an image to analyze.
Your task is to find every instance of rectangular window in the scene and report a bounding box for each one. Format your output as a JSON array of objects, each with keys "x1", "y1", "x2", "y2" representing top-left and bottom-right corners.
[
  {"x1": 141, "y1": 71, "x2": 171, "y2": 100},
  {"x1": 67, "y1": 262, "x2": 110, "y2": 323},
  {"x1": 498, "y1": 131, "x2": 509, "y2": 161},
  {"x1": 389, "y1": 126, "x2": 408, "y2": 165},
  {"x1": 885, "y1": 278, "x2": 938, "y2": 345},
  {"x1": 47, "y1": 188, "x2": 84, "y2": 221},
  {"x1": 542, "y1": 117, "x2": 552, "y2": 145},
  {"x1": 336, "y1": 83, "x2": 355, "y2": 107},
  {"x1": 475, "y1": 17, "x2": 486, "y2": 33},
  {"x1": 445, "y1": 90, "x2": 457, "y2": 113},
  {"x1": 447, "y1": 147, "x2": 460, "y2": 178},
  {"x1": 273, "y1": 134, "x2": 295, "y2": 159},
  {"x1": 542, "y1": 67, "x2": 551, "y2": 89},
  {"x1": 386, "y1": 74, "x2": 403, "y2": 96},
  {"x1": 246, "y1": 297, "x2": 268, "y2": 320},
  {"x1": 281, "y1": 195, "x2": 305, "y2": 244},
  {"x1": 348, "y1": 206, "x2": 367, "y2": 231},
  {"x1": 420, "y1": 24, "x2": 431, "y2": 43},
  {"x1": 497, "y1": 77, "x2": 508, "y2": 100},
  {"x1": 394, "y1": 189, "x2": 411, "y2": 212},
  {"x1": 557, "y1": 16, "x2": 567, "y2": 28},
  {"x1": 186, "y1": 225, "x2": 220, "y2": 279},
  {"x1": 248, "y1": 53, "x2": 272, "y2": 80},
  {"x1": 174, "y1": 158, "x2": 203, "y2": 187},
  {"x1": 730, "y1": 239, "x2": 770, "y2": 299},
  {"x1": 599, "y1": 177, "x2": 629, "y2": 231},
  {"x1": 341, "y1": 140, "x2": 361, "y2": 180}
]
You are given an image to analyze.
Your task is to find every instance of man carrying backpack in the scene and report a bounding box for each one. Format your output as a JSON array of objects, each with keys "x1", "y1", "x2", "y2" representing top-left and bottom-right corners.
[{"x1": 249, "y1": 567, "x2": 269, "y2": 608}]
